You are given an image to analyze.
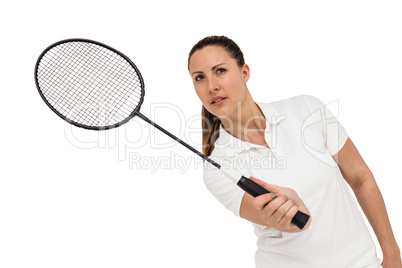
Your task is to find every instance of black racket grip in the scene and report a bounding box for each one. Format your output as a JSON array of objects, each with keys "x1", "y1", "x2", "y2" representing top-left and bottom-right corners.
[{"x1": 237, "y1": 176, "x2": 310, "y2": 230}]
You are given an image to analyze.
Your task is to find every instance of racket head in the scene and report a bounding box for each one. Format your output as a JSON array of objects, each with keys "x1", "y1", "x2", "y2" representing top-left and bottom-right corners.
[{"x1": 35, "y1": 38, "x2": 145, "y2": 130}]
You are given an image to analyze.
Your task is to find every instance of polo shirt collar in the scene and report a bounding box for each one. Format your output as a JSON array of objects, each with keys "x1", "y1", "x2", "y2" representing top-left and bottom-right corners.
[{"x1": 212, "y1": 102, "x2": 285, "y2": 157}]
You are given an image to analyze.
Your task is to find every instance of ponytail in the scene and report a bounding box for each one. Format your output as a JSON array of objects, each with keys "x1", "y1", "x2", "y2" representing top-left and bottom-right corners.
[{"x1": 201, "y1": 106, "x2": 221, "y2": 157}]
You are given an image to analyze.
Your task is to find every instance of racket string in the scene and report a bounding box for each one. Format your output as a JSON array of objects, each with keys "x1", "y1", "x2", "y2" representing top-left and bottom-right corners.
[{"x1": 37, "y1": 41, "x2": 143, "y2": 128}]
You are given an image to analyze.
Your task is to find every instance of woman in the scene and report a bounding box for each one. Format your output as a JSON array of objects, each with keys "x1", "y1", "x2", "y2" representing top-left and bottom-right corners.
[{"x1": 187, "y1": 36, "x2": 401, "y2": 267}]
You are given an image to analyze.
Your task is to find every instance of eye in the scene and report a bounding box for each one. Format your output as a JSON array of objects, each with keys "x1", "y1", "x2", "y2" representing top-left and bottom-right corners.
[
  {"x1": 216, "y1": 68, "x2": 226, "y2": 74},
  {"x1": 195, "y1": 75, "x2": 204, "y2": 82}
]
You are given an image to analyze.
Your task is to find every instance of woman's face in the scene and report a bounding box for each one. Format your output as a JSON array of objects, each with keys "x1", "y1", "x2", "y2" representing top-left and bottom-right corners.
[{"x1": 188, "y1": 46, "x2": 250, "y2": 119}]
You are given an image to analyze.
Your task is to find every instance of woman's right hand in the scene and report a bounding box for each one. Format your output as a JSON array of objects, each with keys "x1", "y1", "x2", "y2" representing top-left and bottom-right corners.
[{"x1": 249, "y1": 177, "x2": 311, "y2": 233}]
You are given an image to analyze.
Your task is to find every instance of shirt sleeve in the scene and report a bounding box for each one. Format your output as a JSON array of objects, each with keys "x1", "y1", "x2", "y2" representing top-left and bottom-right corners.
[
  {"x1": 302, "y1": 95, "x2": 349, "y2": 156},
  {"x1": 203, "y1": 158, "x2": 245, "y2": 217}
]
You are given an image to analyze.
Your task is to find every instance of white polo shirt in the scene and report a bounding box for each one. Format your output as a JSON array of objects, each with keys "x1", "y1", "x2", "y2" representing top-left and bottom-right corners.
[{"x1": 203, "y1": 95, "x2": 381, "y2": 268}]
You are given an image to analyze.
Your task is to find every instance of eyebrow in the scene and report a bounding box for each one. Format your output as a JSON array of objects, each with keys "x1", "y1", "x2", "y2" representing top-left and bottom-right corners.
[{"x1": 191, "y1": 63, "x2": 226, "y2": 76}]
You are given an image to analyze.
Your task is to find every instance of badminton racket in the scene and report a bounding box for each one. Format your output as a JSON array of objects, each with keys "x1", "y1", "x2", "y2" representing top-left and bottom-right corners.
[{"x1": 34, "y1": 38, "x2": 310, "y2": 229}]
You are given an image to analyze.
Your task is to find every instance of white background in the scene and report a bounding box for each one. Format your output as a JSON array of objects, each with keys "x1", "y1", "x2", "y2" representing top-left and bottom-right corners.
[{"x1": 1, "y1": 0, "x2": 401, "y2": 267}]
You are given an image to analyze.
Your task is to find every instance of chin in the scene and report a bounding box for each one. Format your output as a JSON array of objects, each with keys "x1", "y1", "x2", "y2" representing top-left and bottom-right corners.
[
  {"x1": 205, "y1": 102, "x2": 234, "y2": 119},
  {"x1": 212, "y1": 109, "x2": 233, "y2": 120}
]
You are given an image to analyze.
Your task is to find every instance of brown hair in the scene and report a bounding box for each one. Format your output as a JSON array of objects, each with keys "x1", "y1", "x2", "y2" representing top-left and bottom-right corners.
[{"x1": 188, "y1": 36, "x2": 245, "y2": 156}]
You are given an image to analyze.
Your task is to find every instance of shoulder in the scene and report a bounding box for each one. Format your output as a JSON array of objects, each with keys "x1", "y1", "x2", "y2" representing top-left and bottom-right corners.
[
  {"x1": 258, "y1": 94, "x2": 324, "y2": 110},
  {"x1": 256, "y1": 94, "x2": 326, "y2": 118}
]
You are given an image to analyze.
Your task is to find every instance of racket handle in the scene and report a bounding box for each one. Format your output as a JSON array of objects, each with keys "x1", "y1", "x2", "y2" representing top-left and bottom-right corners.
[{"x1": 237, "y1": 176, "x2": 310, "y2": 230}]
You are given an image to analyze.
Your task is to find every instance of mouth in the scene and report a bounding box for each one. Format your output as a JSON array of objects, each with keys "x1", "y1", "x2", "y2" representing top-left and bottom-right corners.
[{"x1": 210, "y1": 96, "x2": 227, "y2": 106}]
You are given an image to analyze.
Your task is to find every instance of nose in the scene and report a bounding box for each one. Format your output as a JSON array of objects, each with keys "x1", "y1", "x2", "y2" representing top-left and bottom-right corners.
[{"x1": 207, "y1": 76, "x2": 219, "y2": 93}]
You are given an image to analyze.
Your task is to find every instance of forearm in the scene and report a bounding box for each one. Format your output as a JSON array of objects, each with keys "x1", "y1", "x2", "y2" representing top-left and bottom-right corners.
[{"x1": 352, "y1": 175, "x2": 400, "y2": 258}]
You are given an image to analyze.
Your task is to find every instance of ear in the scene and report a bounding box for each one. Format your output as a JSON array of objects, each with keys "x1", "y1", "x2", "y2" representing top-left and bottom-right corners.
[{"x1": 242, "y1": 64, "x2": 250, "y2": 83}]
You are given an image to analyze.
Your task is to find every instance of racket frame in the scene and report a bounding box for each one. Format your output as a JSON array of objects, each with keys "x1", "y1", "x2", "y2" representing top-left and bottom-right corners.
[{"x1": 34, "y1": 38, "x2": 145, "y2": 131}]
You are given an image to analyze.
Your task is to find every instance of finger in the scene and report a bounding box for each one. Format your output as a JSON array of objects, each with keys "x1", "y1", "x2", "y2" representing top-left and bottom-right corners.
[
  {"x1": 252, "y1": 192, "x2": 278, "y2": 210},
  {"x1": 278, "y1": 202, "x2": 299, "y2": 226},
  {"x1": 260, "y1": 195, "x2": 288, "y2": 223},
  {"x1": 264, "y1": 195, "x2": 288, "y2": 213},
  {"x1": 270, "y1": 200, "x2": 298, "y2": 228}
]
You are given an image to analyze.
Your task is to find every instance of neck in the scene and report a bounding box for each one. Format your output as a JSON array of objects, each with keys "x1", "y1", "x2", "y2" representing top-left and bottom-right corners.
[{"x1": 220, "y1": 90, "x2": 266, "y2": 143}]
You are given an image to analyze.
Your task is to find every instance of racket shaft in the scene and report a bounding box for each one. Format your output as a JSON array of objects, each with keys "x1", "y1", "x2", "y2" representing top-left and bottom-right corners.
[{"x1": 136, "y1": 112, "x2": 221, "y2": 168}]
